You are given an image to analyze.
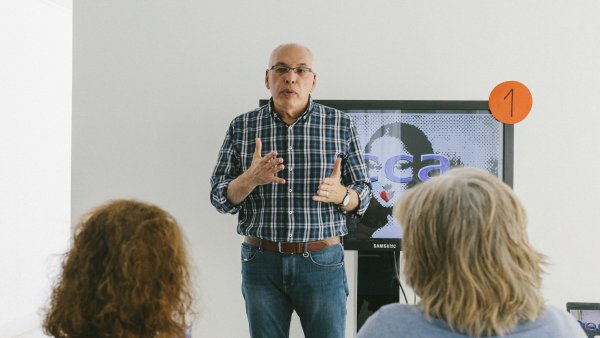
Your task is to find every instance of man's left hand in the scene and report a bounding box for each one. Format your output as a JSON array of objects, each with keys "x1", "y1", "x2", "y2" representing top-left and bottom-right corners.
[{"x1": 312, "y1": 157, "x2": 346, "y2": 204}]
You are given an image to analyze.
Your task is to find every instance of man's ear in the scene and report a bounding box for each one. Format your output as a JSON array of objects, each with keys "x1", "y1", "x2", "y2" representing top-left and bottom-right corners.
[
  {"x1": 311, "y1": 72, "x2": 317, "y2": 91},
  {"x1": 265, "y1": 70, "x2": 270, "y2": 90}
]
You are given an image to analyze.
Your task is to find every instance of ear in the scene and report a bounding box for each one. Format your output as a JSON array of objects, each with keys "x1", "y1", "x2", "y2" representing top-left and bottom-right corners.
[
  {"x1": 311, "y1": 72, "x2": 317, "y2": 92},
  {"x1": 265, "y1": 69, "x2": 270, "y2": 90}
]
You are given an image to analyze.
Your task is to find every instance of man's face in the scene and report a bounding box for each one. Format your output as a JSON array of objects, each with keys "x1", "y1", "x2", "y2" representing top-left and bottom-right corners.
[{"x1": 265, "y1": 45, "x2": 317, "y2": 116}]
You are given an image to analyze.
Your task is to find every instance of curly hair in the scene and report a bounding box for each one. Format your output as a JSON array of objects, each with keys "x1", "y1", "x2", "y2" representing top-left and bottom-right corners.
[
  {"x1": 394, "y1": 167, "x2": 546, "y2": 337},
  {"x1": 43, "y1": 199, "x2": 194, "y2": 338}
]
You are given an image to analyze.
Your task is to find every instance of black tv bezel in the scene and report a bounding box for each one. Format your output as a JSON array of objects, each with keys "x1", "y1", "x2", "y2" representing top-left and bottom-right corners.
[
  {"x1": 567, "y1": 302, "x2": 600, "y2": 312},
  {"x1": 259, "y1": 99, "x2": 514, "y2": 252}
]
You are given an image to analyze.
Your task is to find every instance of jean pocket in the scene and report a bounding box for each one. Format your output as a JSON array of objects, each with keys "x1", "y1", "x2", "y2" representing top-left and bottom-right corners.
[
  {"x1": 241, "y1": 242, "x2": 258, "y2": 263},
  {"x1": 308, "y1": 244, "x2": 344, "y2": 268}
]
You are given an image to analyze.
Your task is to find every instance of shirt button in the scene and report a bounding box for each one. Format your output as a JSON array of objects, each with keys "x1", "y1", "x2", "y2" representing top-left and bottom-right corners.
[
  {"x1": 289, "y1": 210, "x2": 293, "y2": 214},
  {"x1": 289, "y1": 146, "x2": 293, "y2": 150},
  {"x1": 288, "y1": 189, "x2": 293, "y2": 192},
  {"x1": 288, "y1": 166, "x2": 293, "y2": 171},
  {"x1": 288, "y1": 234, "x2": 293, "y2": 238}
]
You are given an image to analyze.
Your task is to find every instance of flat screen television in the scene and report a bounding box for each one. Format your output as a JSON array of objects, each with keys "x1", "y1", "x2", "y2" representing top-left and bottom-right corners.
[
  {"x1": 260, "y1": 100, "x2": 513, "y2": 251},
  {"x1": 566, "y1": 302, "x2": 600, "y2": 337}
]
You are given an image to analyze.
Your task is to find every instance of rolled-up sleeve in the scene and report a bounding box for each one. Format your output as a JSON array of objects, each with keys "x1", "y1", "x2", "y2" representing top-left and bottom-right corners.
[
  {"x1": 343, "y1": 119, "x2": 371, "y2": 218},
  {"x1": 210, "y1": 122, "x2": 242, "y2": 214}
]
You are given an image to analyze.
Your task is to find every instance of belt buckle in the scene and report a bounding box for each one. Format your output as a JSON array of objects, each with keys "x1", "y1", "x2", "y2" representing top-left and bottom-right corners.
[{"x1": 278, "y1": 242, "x2": 297, "y2": 254}]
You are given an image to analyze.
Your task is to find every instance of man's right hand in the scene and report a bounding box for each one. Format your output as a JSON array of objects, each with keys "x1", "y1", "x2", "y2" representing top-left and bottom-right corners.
[
  {"x1": 225, "y1": 138, "x2": 285, "y2": 206},
  {"x1": 244, "y1": 138, "x2": 286, "y2": 186}
]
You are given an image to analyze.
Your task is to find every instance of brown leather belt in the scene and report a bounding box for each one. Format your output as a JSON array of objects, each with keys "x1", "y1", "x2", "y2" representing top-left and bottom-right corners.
[{"x1": 244, "y1": 236, "x2": 340, "y2": 254}]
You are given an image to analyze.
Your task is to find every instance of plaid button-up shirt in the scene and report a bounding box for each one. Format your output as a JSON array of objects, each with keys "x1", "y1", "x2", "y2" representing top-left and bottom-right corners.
[{"x1": 210, "y1": 99, "x2": 371, "y2": 242}]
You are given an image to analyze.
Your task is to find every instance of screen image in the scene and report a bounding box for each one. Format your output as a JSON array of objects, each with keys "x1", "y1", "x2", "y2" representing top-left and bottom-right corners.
[{"x1": 325, "y1": 101, "x2": 512, "y2": 251}]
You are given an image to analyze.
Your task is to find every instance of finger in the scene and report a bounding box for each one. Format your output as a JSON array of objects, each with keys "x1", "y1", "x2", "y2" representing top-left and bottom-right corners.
[
  {"x1": 269, "y1": 164, "x2": 286, "y2": 184},
  {"x1": 271, "y1": 177, "x2": 286, "y2": 184},
  {"x1": 317, "y1": 189, "x2": 329, "y2": 197},
  {"x1": 331, "y1": 157, "x2": 342, "y2": 179},
  {"x1": 321, "y1": 177, "x2": 341, "y2": 186},
  {"x1": 266, "y1": 155, "x2": 283, "y2": 168},
  {"x1": 312, "y1": 195, "x2": 326, "y2": 202},
  {"x1": 269, "y1": 162, "x2": 285, "y2": 173},
  {"x1": 253, "y1": 138, "x2": 262, "y2": 159}
]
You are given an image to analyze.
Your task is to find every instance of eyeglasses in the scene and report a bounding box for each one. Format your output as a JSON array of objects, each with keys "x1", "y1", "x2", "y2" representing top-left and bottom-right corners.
[{"x1": 269, "y1": 65, "x2": 313, "y2": 76}]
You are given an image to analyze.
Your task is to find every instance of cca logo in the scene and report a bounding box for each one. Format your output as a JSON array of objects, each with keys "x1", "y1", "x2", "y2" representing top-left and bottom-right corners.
[{"x1": 364, "y1": 154, "x2": 450, "y2": 183}]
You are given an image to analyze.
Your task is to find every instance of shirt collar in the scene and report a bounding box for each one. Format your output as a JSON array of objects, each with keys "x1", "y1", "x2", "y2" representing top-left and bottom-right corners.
[{"x1": 268, "y1": 96, "x2": 314, "y2": 125}]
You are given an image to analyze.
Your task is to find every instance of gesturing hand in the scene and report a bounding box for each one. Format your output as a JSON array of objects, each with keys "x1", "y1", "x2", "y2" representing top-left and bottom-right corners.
[
  {"x1": 312, "y1": 157, "x2": 345, "y2": 204},
  {"x1": 245, "y1": 138, "x2": 286, "y2": 186}
]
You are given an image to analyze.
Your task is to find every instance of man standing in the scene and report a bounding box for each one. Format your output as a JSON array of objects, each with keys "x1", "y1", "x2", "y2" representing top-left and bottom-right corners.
[{"x1": 210, "y1": 43, "x2": 371, "y2": 338}]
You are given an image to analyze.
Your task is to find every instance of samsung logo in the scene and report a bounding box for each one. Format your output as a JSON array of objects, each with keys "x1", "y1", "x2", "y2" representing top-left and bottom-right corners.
[{"x1": 373, "y1": 243, "x2": 397, "y2": 249}]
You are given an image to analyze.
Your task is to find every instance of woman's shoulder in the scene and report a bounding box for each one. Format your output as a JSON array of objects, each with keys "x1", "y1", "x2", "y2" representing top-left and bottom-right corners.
[
  {"x1": 373, "y1": 303, "x2": 422, "y2": 319},
  {"x1": 509, "y1": 304, "x2": 587, "y2": 337},
  {"x1": 539, "y1": 305, "x2": 586, "y2": 336},
  {"x1": 357, "y1": 304, "x2": 449, "y2": 338}
]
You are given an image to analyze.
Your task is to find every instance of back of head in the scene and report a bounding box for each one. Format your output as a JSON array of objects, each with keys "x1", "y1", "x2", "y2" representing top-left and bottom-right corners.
[
  {"x1": 44, "y1": 199, "x2": 193, "y2": 338},
  {"x1": 394, "y1": 167, "x2": 545, "y2": 337}
]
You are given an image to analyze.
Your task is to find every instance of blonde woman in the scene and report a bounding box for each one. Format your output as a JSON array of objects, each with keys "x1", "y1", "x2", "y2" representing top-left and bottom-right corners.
[
  {"x1": 357, "y1": 167, "x2": 584, "y2": 337},
  {"x1": 44, "y1": 199, "x2": 194, "y2": 338}
]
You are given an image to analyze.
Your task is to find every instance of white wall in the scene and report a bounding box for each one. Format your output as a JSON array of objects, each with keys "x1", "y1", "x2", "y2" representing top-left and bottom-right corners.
[
  {"x1": 0, "y1": 0, "x2": 72, "y2": 337},
  {"x1": 71, "y1": 1, "x2": 600, "y2": 337}
]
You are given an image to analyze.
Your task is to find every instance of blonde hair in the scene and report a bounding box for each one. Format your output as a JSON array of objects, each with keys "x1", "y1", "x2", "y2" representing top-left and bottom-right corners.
[
  {"x1": 394, "y1": 167, "x2": 545, "y2": 337},
  {"x1": 44, "y1": 199, "x2": 194, "y2": 338}
]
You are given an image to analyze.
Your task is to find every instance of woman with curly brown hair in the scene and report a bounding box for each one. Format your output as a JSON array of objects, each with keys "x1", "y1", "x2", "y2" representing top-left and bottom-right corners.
[
  {"x1": 43, "y1": 199, "x2": 194, "y2": 338},
  {"x1": 357, "y1": 167, "x2": 585, "y2": 338}
]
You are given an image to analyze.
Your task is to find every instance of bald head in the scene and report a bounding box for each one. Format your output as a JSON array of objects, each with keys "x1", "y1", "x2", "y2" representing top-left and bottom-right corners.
[{"x1": 268, "y1": 43, "x2": 314, "y2": 68}]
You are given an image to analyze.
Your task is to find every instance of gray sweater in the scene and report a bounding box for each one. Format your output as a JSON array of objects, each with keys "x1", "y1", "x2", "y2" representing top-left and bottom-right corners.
[{"x1": 357, "y1": 304, "x2": 586, "y2": 338}]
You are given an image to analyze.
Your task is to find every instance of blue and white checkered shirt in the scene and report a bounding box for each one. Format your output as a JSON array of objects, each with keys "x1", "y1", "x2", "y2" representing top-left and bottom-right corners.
[{"x1": 210, "y1": 99, "x2": 371, "y2": 242}]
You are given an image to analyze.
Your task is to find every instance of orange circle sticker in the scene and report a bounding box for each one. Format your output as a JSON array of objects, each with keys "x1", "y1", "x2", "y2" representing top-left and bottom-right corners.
[{"x1": 488, "y1": 81, "x2": 532, "y2": 124}]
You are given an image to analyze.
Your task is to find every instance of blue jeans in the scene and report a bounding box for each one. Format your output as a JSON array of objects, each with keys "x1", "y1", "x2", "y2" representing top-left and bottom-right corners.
[{"x1": 241, "y1": 242, "x2": 349, "y2": 338}]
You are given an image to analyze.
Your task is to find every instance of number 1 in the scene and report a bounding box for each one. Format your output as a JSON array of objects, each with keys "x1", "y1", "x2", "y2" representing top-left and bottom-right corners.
[{"x1": 504, "y1": 88, "x2": 514, "y2": 117}]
